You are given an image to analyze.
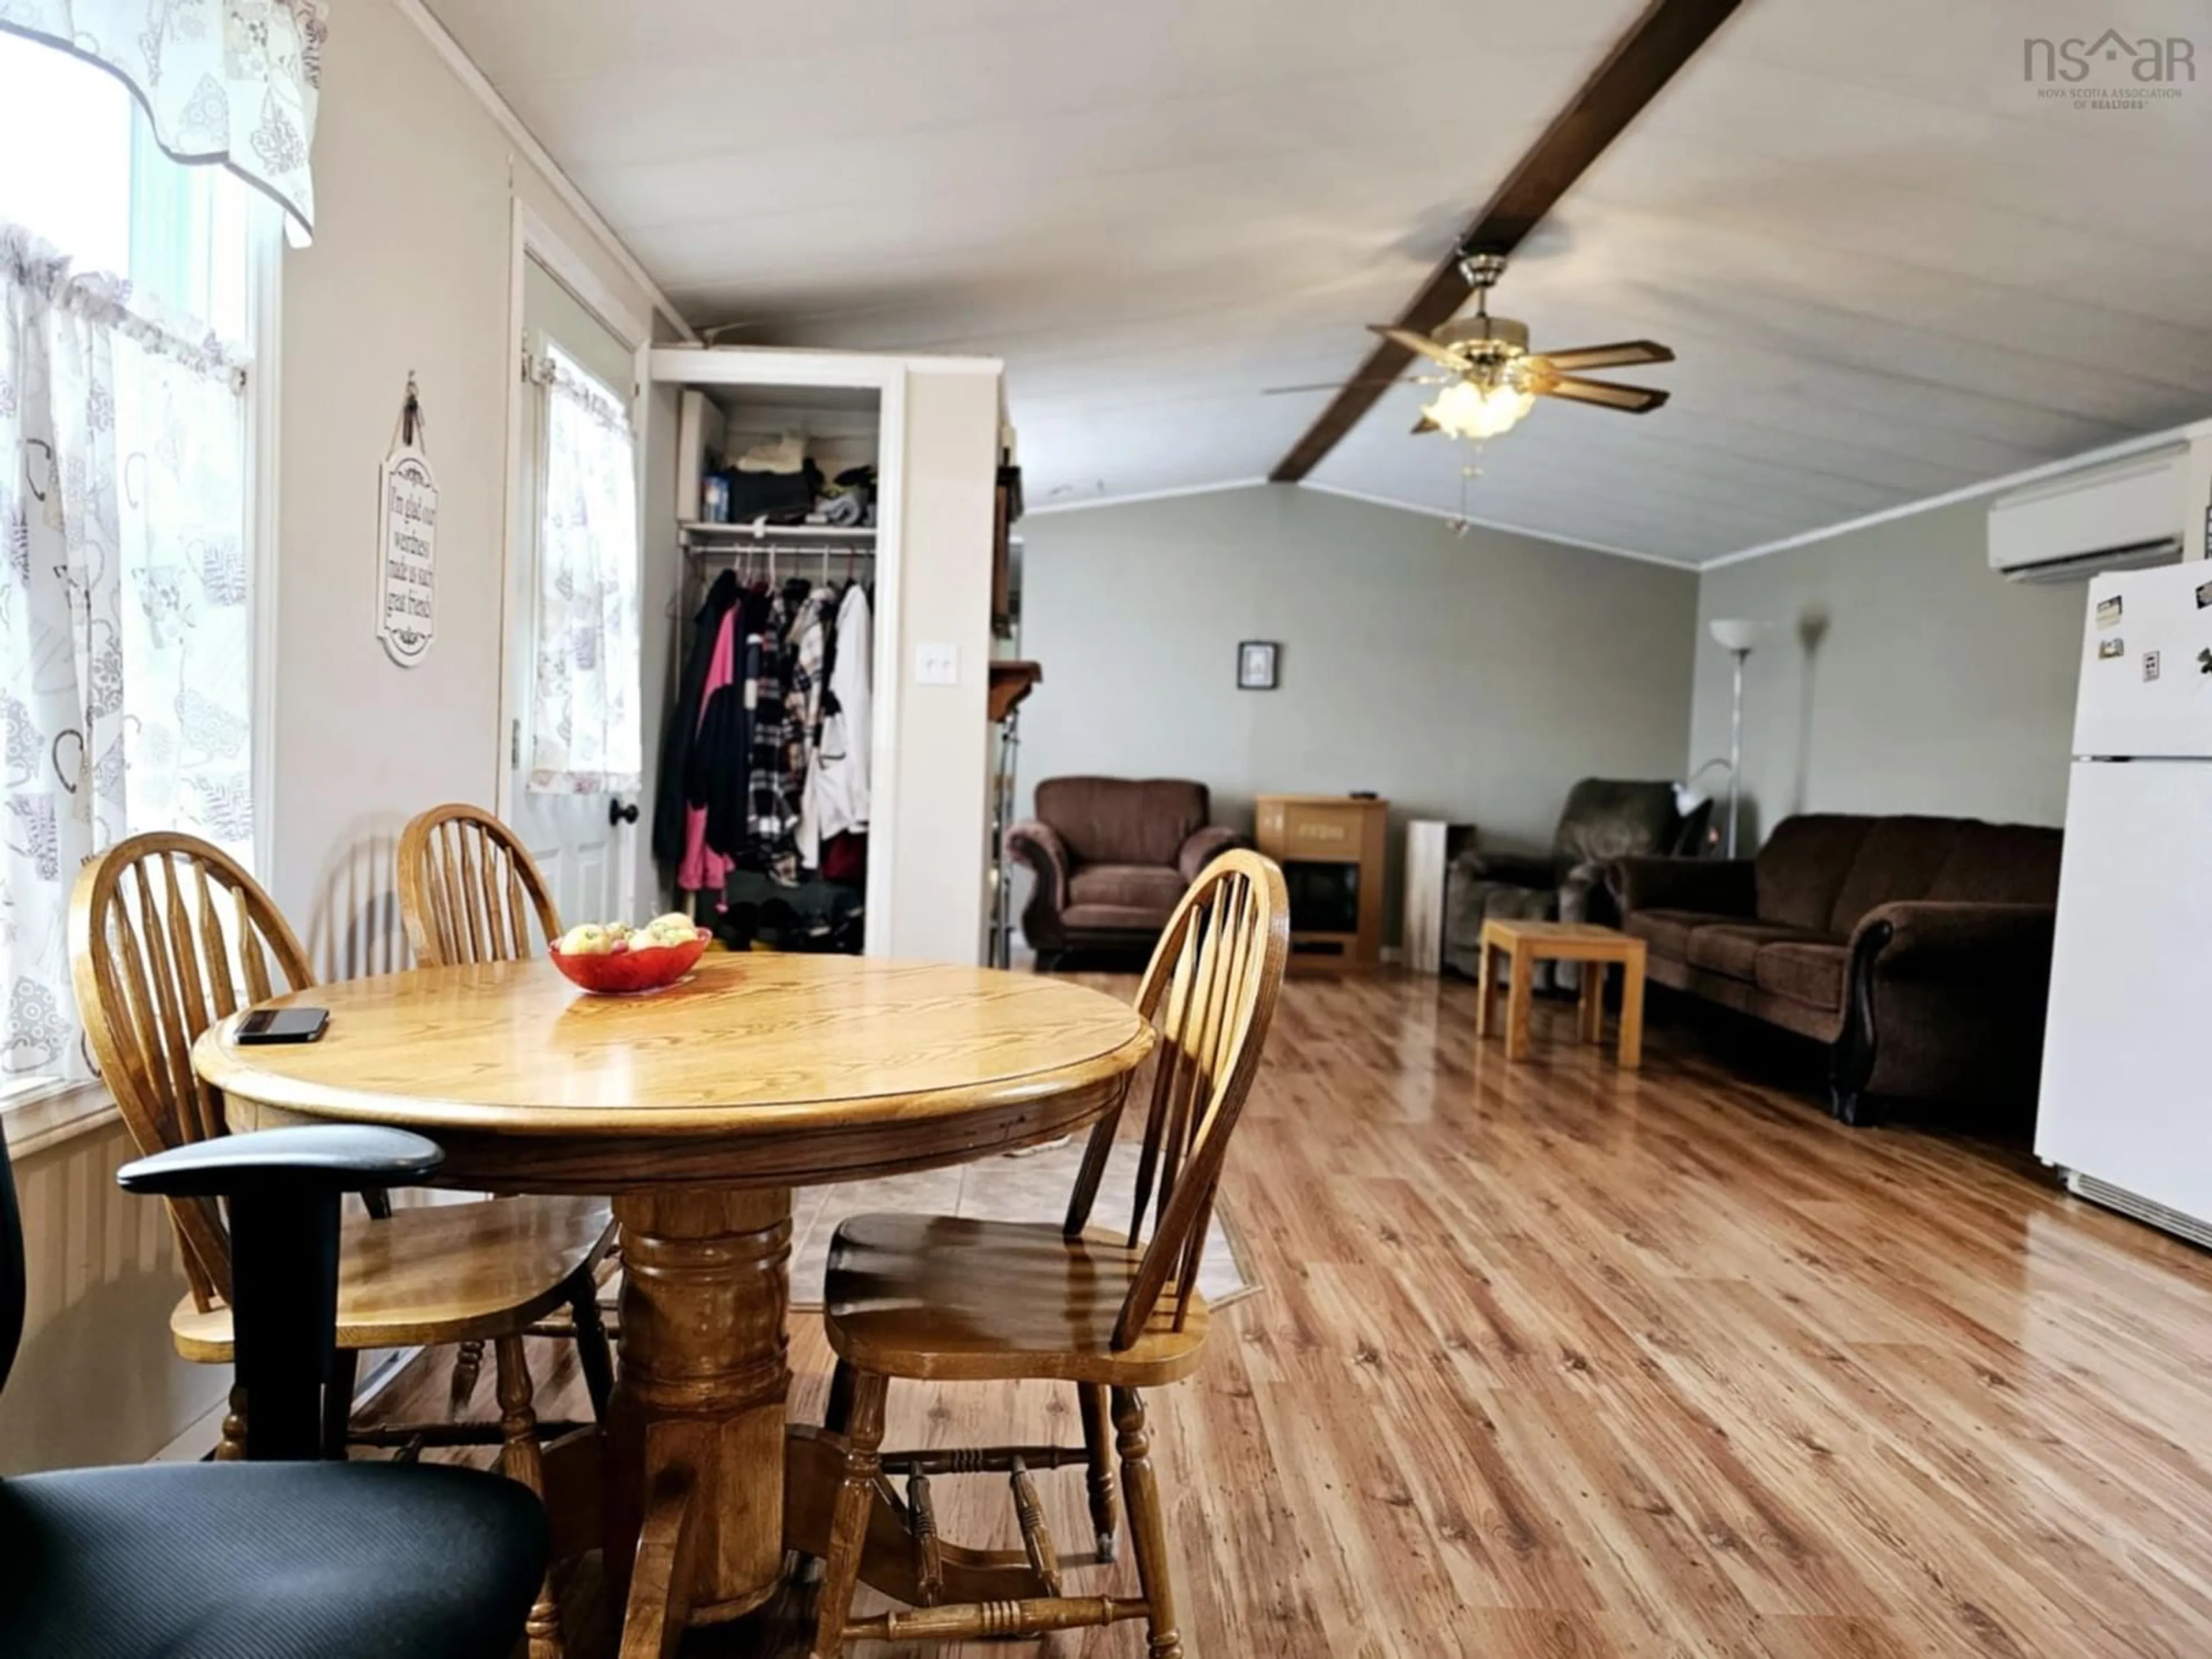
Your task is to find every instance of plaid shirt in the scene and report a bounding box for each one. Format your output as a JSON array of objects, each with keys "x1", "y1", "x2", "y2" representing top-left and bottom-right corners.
[
  {"x1": 785, "y1": 588, "x2": 837, "y2": 872},
  {"x1": 744, "y1": 590, "x2": 797, "y2": 877}
]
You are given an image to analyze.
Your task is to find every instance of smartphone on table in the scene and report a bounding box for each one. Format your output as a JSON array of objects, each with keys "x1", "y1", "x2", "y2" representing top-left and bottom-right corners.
[{"x1": 236, "y1": 1007, "x2": 331, "y2": 1045}]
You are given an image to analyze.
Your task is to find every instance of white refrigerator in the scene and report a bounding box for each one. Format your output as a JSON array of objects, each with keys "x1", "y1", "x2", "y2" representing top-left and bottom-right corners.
[{"x1": 2037, "y1": 558, "x2": 2212, "y2": 1243}]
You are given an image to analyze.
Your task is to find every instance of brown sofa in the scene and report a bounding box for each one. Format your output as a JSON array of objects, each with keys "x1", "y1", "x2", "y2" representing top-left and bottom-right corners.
[
  {"x1": 1007, "y1": 777, "x2": 1243, "y2": 965},
  {"x1": 1613, "y1": 814, "x2": 2062, "y2": 1126}
]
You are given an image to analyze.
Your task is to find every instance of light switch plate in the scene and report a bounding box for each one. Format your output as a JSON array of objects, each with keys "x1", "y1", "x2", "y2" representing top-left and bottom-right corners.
[{"x1": 914, "y1": 642, "x2": 959, "y2": 685}]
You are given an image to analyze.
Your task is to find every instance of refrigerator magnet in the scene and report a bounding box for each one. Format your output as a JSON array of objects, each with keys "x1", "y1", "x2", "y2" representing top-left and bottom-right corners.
[
  {"x1": 2144, "y1": 650, "x2": 2162, "y2": 682},
  {"x1": 2197, "y1": 579, "x2": 2212, "y2": 610},
  {"x1": 2097, "y1": 596, "x2": 2123, "y2": 627},
  {"x1": 2099, "y1": 637, "x2": 2125, "y2": 660}
]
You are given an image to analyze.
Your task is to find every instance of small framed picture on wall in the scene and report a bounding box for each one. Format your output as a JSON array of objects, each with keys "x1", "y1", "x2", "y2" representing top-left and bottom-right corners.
[{"x1": 1237, "y1": 640, "x2": 1279, "y2": 691}]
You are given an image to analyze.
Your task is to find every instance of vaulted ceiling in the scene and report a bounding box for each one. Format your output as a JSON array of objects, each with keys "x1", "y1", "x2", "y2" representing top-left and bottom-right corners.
[{"x1": 425, "y1": 0, "x2": 2212, "y2": 565}]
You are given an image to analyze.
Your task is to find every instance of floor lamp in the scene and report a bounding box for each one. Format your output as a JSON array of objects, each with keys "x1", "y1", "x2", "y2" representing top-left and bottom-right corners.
[{"x1": 1708, "y1": 618, "x2": 1766, "y2": 857}]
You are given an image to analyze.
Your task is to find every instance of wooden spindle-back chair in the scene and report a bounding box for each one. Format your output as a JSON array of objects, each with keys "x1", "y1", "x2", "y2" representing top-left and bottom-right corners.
[
  {"x1": 809, "y1": 850, "x2": 1289, "y2": 1657},
  {"x1": 397, "y1": 802, "x2": 609, "y2": 1425},
  {"x1": 70, "y1": 832, "x2": 615, "y2": 1659},
  {"x1": 67, "y1": 833, "x2": 312, "y2": 1310},
  {"x1": 396, "y1": 803, "x2": 562, "y2": 968}
]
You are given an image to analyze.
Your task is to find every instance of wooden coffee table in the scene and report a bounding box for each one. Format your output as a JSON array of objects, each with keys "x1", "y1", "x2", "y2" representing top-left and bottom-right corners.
[{"x1": 1475, "y1": 918, "x2": 1647, "y2": 1068}]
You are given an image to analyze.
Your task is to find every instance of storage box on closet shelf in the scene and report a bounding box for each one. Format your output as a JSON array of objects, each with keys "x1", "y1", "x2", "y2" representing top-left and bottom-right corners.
[{"x1": 687, "y1": 429, "x2": 880, "y2": 550}]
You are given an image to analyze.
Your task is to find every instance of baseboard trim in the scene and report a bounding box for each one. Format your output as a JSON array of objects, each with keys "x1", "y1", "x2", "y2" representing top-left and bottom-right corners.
[{"x1": 2065, "y1": 1171, "x2": 2212, "y2": 1253}]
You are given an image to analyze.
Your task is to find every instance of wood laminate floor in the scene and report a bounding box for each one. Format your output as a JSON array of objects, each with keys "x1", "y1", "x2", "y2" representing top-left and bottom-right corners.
[{"x1": 381, "y1": 971, "x2": 2212, "y2": 1657}]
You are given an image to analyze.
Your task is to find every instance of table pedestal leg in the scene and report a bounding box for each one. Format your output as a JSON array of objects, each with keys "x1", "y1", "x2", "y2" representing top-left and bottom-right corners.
[{"x1": 605, "y1": 1187, "x2": 793, "y2": 1631}]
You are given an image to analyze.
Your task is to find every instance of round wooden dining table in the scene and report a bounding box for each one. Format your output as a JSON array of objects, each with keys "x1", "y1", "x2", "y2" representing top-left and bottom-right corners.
[{"x1": 194, "y1": 950, "x2": 1153, "y2": 1644}]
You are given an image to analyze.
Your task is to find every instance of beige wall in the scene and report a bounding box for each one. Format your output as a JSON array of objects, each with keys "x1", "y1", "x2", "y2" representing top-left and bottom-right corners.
[
  {"x1": 1015, "y1": 484, "x2": 1700, "y2": 942},
  {"x1": 886, "y1": 366, "x2": 999, "y2": 961},
  {"x1": 1688, "y1": 499, "x2": 2085, "y2": 844},
  {"x1": 269, "y1": 0, "x2": 663, "y2": 972},
  {"x1": 0, "y1": 1120, "x2": 226, "y2": 1472},
  {"x1": 3, "y1": 0, "x2": 669, "y2": 1474}
]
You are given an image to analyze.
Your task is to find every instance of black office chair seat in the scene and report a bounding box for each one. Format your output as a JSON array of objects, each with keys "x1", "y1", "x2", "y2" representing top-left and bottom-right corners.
[
  {"x1": 0, "y1": 1460, "x2": 547, "y2": 1658},
  {"x1": 0, "y1": 1123, "x2": 550, "y2": 1659}
]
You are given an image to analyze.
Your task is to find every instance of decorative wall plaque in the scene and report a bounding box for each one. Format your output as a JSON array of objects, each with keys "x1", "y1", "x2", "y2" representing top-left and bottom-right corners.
[{"x1": 377, "y1": 374, "x2": 439, "y2": 667}]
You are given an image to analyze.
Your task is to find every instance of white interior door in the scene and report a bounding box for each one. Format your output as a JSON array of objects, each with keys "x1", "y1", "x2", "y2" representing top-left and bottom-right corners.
[{"x1": 506, "y1": 253, "x2": 641, "y2": 931}]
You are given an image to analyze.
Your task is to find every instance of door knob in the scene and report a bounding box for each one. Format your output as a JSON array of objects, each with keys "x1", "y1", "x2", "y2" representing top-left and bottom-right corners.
[{"x1": 609, "y1": 798, "x2": 639, "y2": 827}]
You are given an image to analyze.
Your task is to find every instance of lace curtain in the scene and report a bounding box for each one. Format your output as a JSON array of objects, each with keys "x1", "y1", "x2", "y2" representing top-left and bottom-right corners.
[
  {"x1": 1, "y1": 224, "x2": 252, "y2": 1082},
  {"x1": 528, "y1": 345, "x2": 641, "y2": 796},
  {"x1": 0, "y1": 0, "x2": 327, "y2": 244}
]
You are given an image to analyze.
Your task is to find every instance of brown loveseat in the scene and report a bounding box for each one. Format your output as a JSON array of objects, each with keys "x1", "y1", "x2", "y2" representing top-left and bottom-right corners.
[
  {"x1": 1613, "y1": 814, "x2": 2062, "y2": 1126},
  {"x1": 1007, "y1": 777, "x2": 1243, "y2": 965}
]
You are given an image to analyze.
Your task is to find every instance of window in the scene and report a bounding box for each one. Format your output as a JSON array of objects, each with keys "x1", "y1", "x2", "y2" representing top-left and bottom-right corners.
[
  {"x1": 1, "y1": 31, "x2": 278, "y2": 1105},
  {"x1": 528, "y1": 344, "x2": 642, "y2": 797}
]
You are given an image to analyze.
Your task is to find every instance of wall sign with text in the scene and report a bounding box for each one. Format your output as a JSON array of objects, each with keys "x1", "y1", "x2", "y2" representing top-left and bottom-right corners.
[{"x1": 377, "y1": 376, "x2": 440, "y2": 668}]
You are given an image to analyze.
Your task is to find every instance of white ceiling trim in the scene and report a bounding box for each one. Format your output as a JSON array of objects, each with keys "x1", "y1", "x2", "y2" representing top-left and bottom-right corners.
[
  {"x1": 1297, "y1": 482, "x2": 1696, "y2": 571},
  {"x1": 1703, "y1": 419, "x2": 2212, "y2": 571},
  {"x1": 388, "y1": 0, "x2": 695, "y2": 343},
  {"x1": 1025, "y1": 477, "x2": 1271, "y2": 517}
]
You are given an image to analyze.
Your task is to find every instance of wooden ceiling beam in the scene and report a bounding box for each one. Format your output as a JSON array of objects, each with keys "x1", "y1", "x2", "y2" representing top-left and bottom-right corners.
[{"x1": 1268, "y1": 0, "x2": 1745, "y2": 483}]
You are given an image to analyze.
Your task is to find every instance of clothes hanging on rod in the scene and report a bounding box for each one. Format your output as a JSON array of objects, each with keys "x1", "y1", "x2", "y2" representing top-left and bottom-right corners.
[
  {"x1": 743, "y1": 584, "x2": 799, "y2": 880},
  {"x1": 660, "y1": 541, "x2": 876, "y2": 944},
  {"x1": 677, "y1": 598, "x2": 741, "y2": 895},
  {"x1": 652, "y1": 570, "x2": 739, "y2": 868},
  {"x1": 786, "y1": 584, "x2": 833, "y2": 868},
  {"x1": 806, "y1": 582, "x2": 872, "y2": 862}
]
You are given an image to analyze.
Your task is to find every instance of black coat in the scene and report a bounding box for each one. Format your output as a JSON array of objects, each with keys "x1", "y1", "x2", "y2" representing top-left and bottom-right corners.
[
  {"x1": 692, "y1": 589, "x2": 768, "y2": 861},
  {"x1": 651, "y1": 571, "x2": 739, "y2": 868}
]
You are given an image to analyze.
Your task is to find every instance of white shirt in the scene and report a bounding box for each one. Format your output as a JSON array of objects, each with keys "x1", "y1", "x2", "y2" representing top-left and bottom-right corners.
[{"x1": 806, "y1": 583, "x2": 872, "y2": 855}]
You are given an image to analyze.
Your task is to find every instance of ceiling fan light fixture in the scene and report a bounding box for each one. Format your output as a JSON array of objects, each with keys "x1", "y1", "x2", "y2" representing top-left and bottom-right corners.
[{"x1": 1422, "y1": 368, "x2": 1535, "y2": 441}]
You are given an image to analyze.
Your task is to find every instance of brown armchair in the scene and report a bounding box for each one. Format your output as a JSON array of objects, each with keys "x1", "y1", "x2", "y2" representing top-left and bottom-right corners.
[
  {"x1": 1007, "y1": 777, "x2": 1244, "y2": 965},
  {"x1": 1442, "y1": 778, "x2": 1710, "y2": 987}
]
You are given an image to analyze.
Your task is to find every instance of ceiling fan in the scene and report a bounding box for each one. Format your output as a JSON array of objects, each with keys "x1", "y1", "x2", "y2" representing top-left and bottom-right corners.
[{"x1": 1267, "y1": 252, "x2": 1673, "y2": 441}]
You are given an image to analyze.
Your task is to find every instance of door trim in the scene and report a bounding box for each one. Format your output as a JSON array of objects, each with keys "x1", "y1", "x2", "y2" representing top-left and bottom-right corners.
[
  {"x1": 495, "y1": 198, "x2": 652, "y2": 834},
  {"x1": 496, "y1": 199, "x2": 652, "y2": 926}
]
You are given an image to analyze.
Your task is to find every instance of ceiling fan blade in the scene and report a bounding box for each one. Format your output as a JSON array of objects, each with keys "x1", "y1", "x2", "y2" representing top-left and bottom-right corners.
[
  {"x1": 1262, "y1": 376, "x2": 1427, "y2": 396},
  {"x1": 1370, "y1": 324, "x2": 1472, "y2": 374},
  {"x1": 1541, "y1": 374, "x2": 1671, "y2": 414},
  {"x1": 1531, "y1": 339, "x2": 1675, "y2": 372}
]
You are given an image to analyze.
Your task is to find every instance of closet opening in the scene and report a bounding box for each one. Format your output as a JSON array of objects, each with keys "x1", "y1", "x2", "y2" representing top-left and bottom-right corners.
[{"x1": 656, "y1": 378, "x2": 887, "y2": 959}]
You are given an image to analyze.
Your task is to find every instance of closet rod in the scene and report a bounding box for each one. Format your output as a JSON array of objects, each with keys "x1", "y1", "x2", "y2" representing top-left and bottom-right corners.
[
  {"x1": 679, "y1": 519, "x2": 876, "y2": 541},
  {"x1": 685, "y1": 543, "x2": 877, "y2": 560}
]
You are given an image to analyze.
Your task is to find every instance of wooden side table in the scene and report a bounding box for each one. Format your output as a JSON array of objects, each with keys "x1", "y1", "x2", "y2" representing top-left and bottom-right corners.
[
  {"x1": 1253, "y1": 793, "x2": 1388, "y2": 971},
  {"x1": 1475, "y1": 918, "x2": 1647, "y2": 1068}
]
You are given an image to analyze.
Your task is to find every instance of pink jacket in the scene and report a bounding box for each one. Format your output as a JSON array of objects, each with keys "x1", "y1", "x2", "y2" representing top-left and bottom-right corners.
[{"x1": 677, "y1": 607, "x2": 738, "y2": 895}]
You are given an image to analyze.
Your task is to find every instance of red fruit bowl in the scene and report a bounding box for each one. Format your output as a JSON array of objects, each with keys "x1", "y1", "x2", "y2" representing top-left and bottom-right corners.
[{"x1": 549, "y1": 930, "x2": 710, "y2": 995}]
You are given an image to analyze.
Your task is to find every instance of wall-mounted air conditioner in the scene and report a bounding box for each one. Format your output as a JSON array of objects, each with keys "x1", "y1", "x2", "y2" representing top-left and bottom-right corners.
[{"x1": 1987, "y1": 446, "x2": 2187, "y2": 584}]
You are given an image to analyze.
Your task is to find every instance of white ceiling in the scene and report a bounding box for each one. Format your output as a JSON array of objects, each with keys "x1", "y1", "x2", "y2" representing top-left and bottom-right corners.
[{"x1": 425, "y1": 0, "x2": 2212, "y2": 565}]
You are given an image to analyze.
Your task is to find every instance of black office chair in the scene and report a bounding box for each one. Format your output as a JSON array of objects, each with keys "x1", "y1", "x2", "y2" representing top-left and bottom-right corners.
[{"x1": 0, "y1": 1123, "x2": 548, "y2": 1658}]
